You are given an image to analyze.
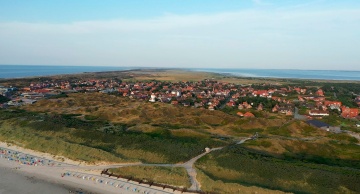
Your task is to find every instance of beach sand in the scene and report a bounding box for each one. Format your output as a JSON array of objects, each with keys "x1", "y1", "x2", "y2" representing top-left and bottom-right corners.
[
  {"x1": 0, "y1": 142, "x2": 180, "y2": 194},
  {"x1": 0, "y1": 160, "x2": 96, "y2": 194}
]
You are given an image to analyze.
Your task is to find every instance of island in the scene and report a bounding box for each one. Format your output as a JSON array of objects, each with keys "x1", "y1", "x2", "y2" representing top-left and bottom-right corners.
[{"x1": 0, "y1": 69, "x2": 360, "y2": 194}]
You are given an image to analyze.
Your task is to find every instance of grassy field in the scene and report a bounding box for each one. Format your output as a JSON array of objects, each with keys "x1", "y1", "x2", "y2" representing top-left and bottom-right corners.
[
  {"x1": 196, "y1": 170, "x2": 287, "y2": 194},
  {"x1": 8, "y1": 92, "x2": 357, "y2": 164},
  {"x1": 196, "y1": 145, "x2": 360, "y2": 194},
  {"x1": 109, "y1": 166, "x2": 191, "y2": 188},
  {"x1": 121, "y1": 69, "x2": 289, "y2": 85},
  {"x1": 0, "y1": 109, "x2": 226, "y2": 164},
  {"x1": 21, "y1": 93, "x2": 318, "y2": 137},
  {"x1": 21, "y1": 92, "x2": 271, "y2": 138}
]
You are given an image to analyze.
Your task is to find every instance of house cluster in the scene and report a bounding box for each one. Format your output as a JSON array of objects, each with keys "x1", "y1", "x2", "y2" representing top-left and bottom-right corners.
[
  {"x1": 227, "y1": 86, "x2": 296, "y2": 117},
  {"x1": 122, "y1": 80, "x2": 233, "y2": 110},
  {"x1": 1, "y1": 80, "x2": 359, "y2": 120},
  {"x1": 0, "y1": 86, "x2": 15, "y2": 98},
  {"x1": 297, "y1": 88, "x2": 359, "y2": 119}
]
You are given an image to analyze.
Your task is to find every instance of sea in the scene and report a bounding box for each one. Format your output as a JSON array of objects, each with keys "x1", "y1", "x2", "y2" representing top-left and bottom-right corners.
[
  {"x1": 0, "y1": 65, "x2": 359, "y2": 81},
  {"x1": 193, "y1": 68, "x2": 360, "y2": 81}
]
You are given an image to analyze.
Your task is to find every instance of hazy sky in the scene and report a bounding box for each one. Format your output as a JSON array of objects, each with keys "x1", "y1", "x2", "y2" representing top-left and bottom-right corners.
[{"x1": 0, "y1": 0, "x2": 359, "y2": 70}]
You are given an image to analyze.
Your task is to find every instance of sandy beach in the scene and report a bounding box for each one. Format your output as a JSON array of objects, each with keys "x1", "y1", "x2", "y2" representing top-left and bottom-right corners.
[
  {"x1": 0, "y1": 159, "x2": 97, "y2": 194},
  {"x1": 0, "y1": 142, "x2": 183, "y2": 194}
]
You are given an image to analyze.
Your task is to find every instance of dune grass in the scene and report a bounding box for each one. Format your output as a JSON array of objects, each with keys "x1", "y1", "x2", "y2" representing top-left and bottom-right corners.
[
  {"x1": 195, "y1": 146, "x2": 360, "y2": 194},
  {"x1": 196, "y1": 170, "x2": 286, "y2": 194},
  {"x1": 109, "y1": 166, "x2": 191, "y2": 188},
  {"x1": 0, "y1": 109, "x2": 226, "y2": 164}
]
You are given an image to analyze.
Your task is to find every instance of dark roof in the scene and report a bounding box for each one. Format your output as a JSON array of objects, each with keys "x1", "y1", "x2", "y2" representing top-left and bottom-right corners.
[{"x1": 306, "y1": 120, "x2": 330, "y2": 128}]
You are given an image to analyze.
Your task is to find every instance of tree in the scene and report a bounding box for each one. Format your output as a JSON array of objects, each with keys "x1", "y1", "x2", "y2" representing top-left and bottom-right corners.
[{"x1": 0, "y1": 95, "x2": 10, "y2": 103}]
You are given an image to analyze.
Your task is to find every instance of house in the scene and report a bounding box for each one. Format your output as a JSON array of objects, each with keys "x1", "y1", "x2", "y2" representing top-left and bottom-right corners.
[
  {"x1": 313, "y1": 97, "x2": 325, "y2": 102},
  {"x1": 237, "y1": 112, "x2": 244, "y2": 117},
  {"x1": 226, "y1": 101, "x2": 236, "y2": 107},
  {"x1": 286, "y1": 111, "x2": 294, "y2": 116},
  {"x1": 194, "y1": 102, "x2": 203, "y2": 108},
  {"x1": 316, "y1": 89, "x2": 324, "y2": 96},
  {"x1": 160, "y1": 97, "x2": 171, "y2": 103},
  {"x1": 21, "y1": 98, "x2": 37, "y2": 105},
  {"x1": 21, "y1": 92, "x2": 45, "y2": 99},
  {"x1": 325, "y1": 101, "x2": 342, "y2": 110},
  {"x1": 257, "y1": 103, "x2": 263, "y2": 111},
  {"x1": 309, "y1": 110, "x2": 329, "y2": 116},
  {"x1": 238, "y1": 104, "x2": 244, "y2": 110},
  {"x1": 300, "y1": 88, "x2": 307, "y2": 94},
  {"x1": 208, "y1": 105, "x2": 215, "y2": 111},
  {"x1": 252, "y1": 90, "x2": 269, "y2": 97},
  {"x1": 182, "y1": 102, "x2": 190, "y2": 107},
  {"x1": 242, "y1": 102, "x2": 252, "y2": 109},
  {"x1": 298, "y1": 96, "x2": 305, "y2": 102},
  {"x1": 341, "y1": 107, "x2": 359, "y2": 118},
  {"x1": 244, "y1": 112, "x2": 255, "y2": 118},
  {"x1": 272, "y1": 104, "x2": 280, "y2": 112},
  {"x1": 278, "y1": 106, "x2": 294, "y2": 115}
]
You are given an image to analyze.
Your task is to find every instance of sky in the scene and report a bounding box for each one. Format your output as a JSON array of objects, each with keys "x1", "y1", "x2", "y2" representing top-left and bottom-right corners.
[{"x1": 0, "y1": 0, "x2": 359, "y2": 70}]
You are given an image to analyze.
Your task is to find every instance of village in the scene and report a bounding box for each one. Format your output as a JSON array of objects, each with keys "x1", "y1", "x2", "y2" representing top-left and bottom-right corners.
[
  {"x1": 1, "y1": 77, "x2": 360, "y2": 194},
  {"x1": 1, "y1": 78, "x2": 360, "y2": 125}
]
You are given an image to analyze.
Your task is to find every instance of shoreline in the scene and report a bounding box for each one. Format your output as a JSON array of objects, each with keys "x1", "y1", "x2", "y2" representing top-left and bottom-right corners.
[
  {"x1": 1, "y1": 66, "x2": 360, "y2": 82},
  {"x1": 0, "y1": 159, "x2": 99, "y2": 194},
  {"x1": 0, "y1": 142, "x2": 182, "y2": 194}
]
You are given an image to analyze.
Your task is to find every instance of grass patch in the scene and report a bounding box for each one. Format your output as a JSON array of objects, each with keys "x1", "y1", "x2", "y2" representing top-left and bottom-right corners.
[
  {"x1": 196, "y1": 170, "x2": 286, "y2": 194},
  {"x1": 328, "y1": 133, "x2": 359, "y2": 143},
  {"x1": 0, "y1": 109, "x2": 227, "y2": 164},
  {"x1": 245, "y1": 140, "x2": 273, "y2": 148},
  {"x1": 109, "y1": 166, "x2": 190, "y2": 188},
  {"x1": 196, "y1": 146, "x2": 360, "y2": 194}
]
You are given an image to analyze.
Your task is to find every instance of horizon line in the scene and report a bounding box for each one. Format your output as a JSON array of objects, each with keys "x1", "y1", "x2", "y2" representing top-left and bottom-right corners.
[{"x1": 1, "y1": 64, "x2": 359, "y2": 72}]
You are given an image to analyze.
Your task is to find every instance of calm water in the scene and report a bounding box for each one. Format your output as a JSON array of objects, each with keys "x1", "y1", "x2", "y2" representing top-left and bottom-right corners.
[
  {"x1": 0, "y1": 65, "x2": 359, "y2": 80},
  {"x1": 0, "y1": 65, "x2": 131, "y2": 79},
  {"x1": 193, "y1": 68, "x2": 360, "y2": 81}
]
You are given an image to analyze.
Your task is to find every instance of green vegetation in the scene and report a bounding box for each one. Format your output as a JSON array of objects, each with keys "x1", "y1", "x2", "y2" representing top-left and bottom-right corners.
[
  {"x1": 0, "y1": 109, "x2": 226, "y2": 164},
  {"x1": 327, "y1": 133, "x2": 359, "y2": 144},
  {"x1": 245, "y1": 139, "x2": 272, "y2": 148},
  {"x1": 47, "y1": 92, "x2": 68, "y2": 99},
  {"x1": 196, "y1": 170, "x2": 285, "y2": 194},
  {"x1": 320, "y1": 114, "x2": 360, "y2": 132},
  {"x1": 0, "y1": 80, "x2": 358, "y2": 193},
  {"x1": 237, "y1": 96, "x2": 278, "y2": 110},
  {"x1": 298, "y1": 106, "x2": 308, "y2": 115},
  {"x1": 0, "y1": 94, "x2": 10, "y2": 103},
  {"x1": 109, "y1": 166, "x2": 191, "y2": 188},
  {"x1": 322, "y1": 83, "x2": 360, "y2": 108},
  {"x1": 84, "y1": 115, "x2": 99, "y2": 120},
  {"x1": 196, "y1": 146, "x2": 360, "y2": 194}
]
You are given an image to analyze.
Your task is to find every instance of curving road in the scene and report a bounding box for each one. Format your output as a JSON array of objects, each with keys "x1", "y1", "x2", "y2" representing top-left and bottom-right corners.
[
  {"x1": 77, "y1": 138, "x2": 252, "y2": 191},
  {"x1": 1, "y1": 137, "x2": 252, "y2": 193}
]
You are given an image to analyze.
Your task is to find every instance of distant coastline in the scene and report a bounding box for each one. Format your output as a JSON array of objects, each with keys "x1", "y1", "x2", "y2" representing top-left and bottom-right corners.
[{"x1": 1, "y1": 65, "x2": 359, "y2": 81}]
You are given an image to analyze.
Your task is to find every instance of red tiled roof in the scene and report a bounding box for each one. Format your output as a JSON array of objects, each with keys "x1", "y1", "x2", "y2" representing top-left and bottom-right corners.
[{"x1": 244, "y1": 112, "x2": 255, "y2": 117}]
